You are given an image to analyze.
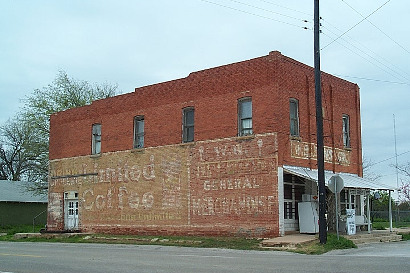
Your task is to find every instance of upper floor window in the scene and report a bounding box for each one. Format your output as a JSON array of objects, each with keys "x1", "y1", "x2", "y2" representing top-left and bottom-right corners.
[
  {"x1": 342, "y1": 114, "x2": 350, "y2": 148},
  {"x1": 134, "y1": 116, "x2": 145, "y2": 148},
  {"x1": 289, "y1": 98, "x2": 299, "y2": 137},
  {"x1": 238, "y1": 98, "x2": 252, "y2": 136},
  {"x1": 183, "y1": 107, "x2": 194, "y2": 143},
  {"x1": 92, "y1": 124, "x2": 101, "y2": 154}
]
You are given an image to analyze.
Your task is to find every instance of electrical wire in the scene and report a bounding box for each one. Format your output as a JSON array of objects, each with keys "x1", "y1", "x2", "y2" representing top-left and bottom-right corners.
[
  {"x1": 369, "y1": 151, "x2": 410, "y2": 167},
  {"x1": 199, "y1": 0, "x2": 311, "y2": 29},
  {"x1": 333, "y1": 74, "x2": 409, "y2": 86},
  {"x1": 321, "y1": 0, "x2": 391, "y2": 50},
  {"x1": 226, "y1": 0, "x2": 310, "y2": 22},
  {"x1": 199, "y1": 0, "x2": 408, "y2": 87},
  {"x1": 321, "y1": 32, "x2": 409, "y2": 84},
  {"x1": 321, "y1": 18, "x2": 410, "y2": 81},
  {"x1": 256, "y1": 0, "x2": 313, "y2": 17},
  {"x1": 340, "y1": 0, "x2": 410, "y2": 55},
  {"x1": 321, "y1": 25, "x2": 410, "y2": 83}
]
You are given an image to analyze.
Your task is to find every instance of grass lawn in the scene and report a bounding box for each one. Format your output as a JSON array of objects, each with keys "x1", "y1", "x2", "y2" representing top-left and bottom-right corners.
[
  {"x1": 372, "y1": 221, "x2": 410, "y2": 230},
  {"x1": 0, "y1": 225, "x2": 359, "y2": 254}
]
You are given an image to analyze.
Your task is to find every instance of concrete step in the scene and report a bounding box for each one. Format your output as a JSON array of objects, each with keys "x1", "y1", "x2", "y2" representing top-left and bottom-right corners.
[{"x1": 343, "y1": 232, "x2": 402, "y2": 244}]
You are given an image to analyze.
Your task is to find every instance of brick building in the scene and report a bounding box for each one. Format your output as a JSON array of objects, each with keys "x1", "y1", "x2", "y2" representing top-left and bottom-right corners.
[{"x1": 47, "y1": 51, "x2": 387, "y2": 237}]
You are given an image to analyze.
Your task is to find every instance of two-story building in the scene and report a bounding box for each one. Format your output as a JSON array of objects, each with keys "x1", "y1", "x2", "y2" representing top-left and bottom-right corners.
[{"x1": 47, "y1": 51, "x2": 392, "y2": 237}]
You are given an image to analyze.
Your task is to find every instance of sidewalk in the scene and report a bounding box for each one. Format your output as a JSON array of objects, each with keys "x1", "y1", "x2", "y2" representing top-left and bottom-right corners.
[{"x1": 261, "y1": 234, "x2": 317, "y2": 249}]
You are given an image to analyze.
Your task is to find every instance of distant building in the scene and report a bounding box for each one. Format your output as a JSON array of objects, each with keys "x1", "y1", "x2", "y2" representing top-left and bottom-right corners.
[
  {"x1": 47, "y1": 51, "x2": 393, "y2": 237},
  {"x1": 0, "y1": 180, "x2": 47, "y2": 226}
]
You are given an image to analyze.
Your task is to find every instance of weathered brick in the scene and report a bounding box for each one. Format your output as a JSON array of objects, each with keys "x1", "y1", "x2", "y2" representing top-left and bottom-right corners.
[{"x1": 48, "y1": 51, "x2": 361, "y2": 237}]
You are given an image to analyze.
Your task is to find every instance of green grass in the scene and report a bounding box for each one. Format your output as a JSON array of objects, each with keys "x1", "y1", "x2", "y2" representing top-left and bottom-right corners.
[
  {"x1": 292, "y1": 233, "x2": 357, "y2": 255},
  {"x1": 0, "y1": 224, "x2": 43, "y2": 237},
  {"x1": 0, "y1": 225, "x2": 358, "y2": 254},
  {"x1": 399, "y1": 233, "x2": 410, "y2": 241},
  {"x1": 372, "y1": 221, "x2": 410, "y2": 230}
]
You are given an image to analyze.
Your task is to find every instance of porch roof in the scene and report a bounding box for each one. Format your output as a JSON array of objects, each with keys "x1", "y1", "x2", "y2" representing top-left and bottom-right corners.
[{"x1": 283, "y1": 165, "x2": 396, "y2": 191}]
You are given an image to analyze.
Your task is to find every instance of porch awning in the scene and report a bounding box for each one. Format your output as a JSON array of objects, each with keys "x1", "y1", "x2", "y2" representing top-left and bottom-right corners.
[{"x1": 283, "y1": 165, "x2": 396, "y2": 191}]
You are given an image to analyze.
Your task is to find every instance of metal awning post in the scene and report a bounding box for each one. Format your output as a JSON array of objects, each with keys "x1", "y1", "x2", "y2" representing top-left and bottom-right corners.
[
  {"x1": 389, "y1": 190, "x2": 393, "y2": 232},
  {"x1": 367, "y1": 193, "x2": 371, "y2": 234}
]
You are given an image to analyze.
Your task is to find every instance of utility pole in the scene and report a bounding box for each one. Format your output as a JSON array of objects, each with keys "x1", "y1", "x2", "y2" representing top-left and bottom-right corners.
[{"x1": 314, "y1": 0, "x2": 327, "y2": 244}]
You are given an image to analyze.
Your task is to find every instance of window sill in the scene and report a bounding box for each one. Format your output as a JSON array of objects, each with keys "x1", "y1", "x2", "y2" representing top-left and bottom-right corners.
[
  {"x1": 131, "y1": 148, "x2": 145, "y2": 154},
  {"x1": 236, "y1": 134, "x2": 255, "y2": 141},
  {"x1": 180, "y1": 141, "x2": 195, "y2": 147},
  {"x1": 90, "y1": 153, "x2": 101, "y2": 159},
  {"x1": 290, "y1": 136, "x2": 302, "y2": 141},
  {"x1": 343, "y1": 147, "x2": 352, "y2": 151}
]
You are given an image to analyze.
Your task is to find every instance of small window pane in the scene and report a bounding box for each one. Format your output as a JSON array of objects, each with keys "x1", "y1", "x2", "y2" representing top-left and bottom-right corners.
[
  {"x1": 238, "y1": 98, "x2": 253, "y2": 136},
  {"x1": 92, "y1": 124, "x2": 101, "y2": 154},
  {"x1": 183, "y1": 108, "x2": 194, "y2": 143},
  {"x1": 284, "y1": 184, "x2": 292, "y2": 199},
  {"x1": 134, "y1": 116, "x2": 144, "y2": 148},
  {"x1": 240, "y1": 100, "x2": 252, "y2": 119},
  {"x1": 290, "y1": 99, "x2": 299, "y2": 136},
  {"x1": 343, "y1": 115, "x2": 350, "y2": 148}
]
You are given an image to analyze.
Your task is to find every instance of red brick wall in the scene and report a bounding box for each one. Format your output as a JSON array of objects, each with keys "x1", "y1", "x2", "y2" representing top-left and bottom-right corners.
[
  {"x1": 49, "y1": 51, "x2": 361, "y2": 176},
  {"x1": 48, "y1": 51, "x2": 362, "y2": 236}
]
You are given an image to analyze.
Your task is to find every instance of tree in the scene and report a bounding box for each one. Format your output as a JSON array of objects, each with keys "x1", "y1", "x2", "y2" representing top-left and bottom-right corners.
[
  {"x1": 1, "y1": 71, "x2": 117, "y2": 194},
  {"x1": 396, "y1": 162, "x2": 410, "y2": 203},
  {"x1": 362, "y1": 155, "x2": 382, "y2": 181}
]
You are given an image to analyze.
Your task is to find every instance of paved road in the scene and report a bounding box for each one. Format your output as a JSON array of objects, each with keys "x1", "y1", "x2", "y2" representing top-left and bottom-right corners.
[{"x1": 0, "y1": 241, "x2": 409, "y2": 273}]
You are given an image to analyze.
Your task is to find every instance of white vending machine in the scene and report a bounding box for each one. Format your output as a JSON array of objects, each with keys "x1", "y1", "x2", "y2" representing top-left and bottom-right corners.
[{"x1": 298, "y1": 195, "x2": 319, "y2": 233}]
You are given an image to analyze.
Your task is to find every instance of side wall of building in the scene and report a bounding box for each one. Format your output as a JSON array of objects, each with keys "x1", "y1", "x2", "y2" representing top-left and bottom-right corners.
[{"x1": 48, "y1": 133, "x2": 280, "y2": 237}]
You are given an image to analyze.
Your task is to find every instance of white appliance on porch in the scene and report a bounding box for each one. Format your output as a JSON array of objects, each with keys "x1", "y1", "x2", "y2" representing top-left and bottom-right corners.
[{"x1": 298, "y1": 194, "x2": 319, "y2": 233}]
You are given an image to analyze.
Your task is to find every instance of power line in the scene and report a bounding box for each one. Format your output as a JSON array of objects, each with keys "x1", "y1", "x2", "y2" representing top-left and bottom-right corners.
[
  {"x1": 333, "y1": 74, "x2": 410, "y2": 86},
  {"x1": 321, "y1": 32, "x2": 410, "y2": 84},
  {"x1": 340, "y1": 0, "x2": 410, "y2": 55},
  {"x1": 199, "y1": 0, "x2": 310, "y2": 29},
  {"x1": 321, "y1": 19, "x2": 410, "y2": 81},
  {"x1": 321, "y1": 0, "x2": 391, "y2": 50},
  {"x1": 321, "y1": 26, "x2": 410, "y2": 83},
  {"x1": 199, "y1": 0, "x2": 409, "y2": 86},
  {"x1": 369, "y1": 150, "x2": 410, "y2": 167},
  {"x1": 255, "y1": 0, "x2": 313, "y2": 17},
  {"x1": 226, "y1": 0, "x2": 310, "y2": 23}
]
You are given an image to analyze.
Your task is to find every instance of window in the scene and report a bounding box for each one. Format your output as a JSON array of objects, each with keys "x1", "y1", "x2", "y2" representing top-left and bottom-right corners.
[
  {"x1": 289, "y1": 98, "x2": 299, "y2": 137},
  {"x1": 183, "y1": 108, "x2": 194, "y2": 143},
  {"x1": 238, "y1": 98, "x2": 252, "y2": 136},
  {"x1": 134, "y1": 116, "x2": 145, "y2": 148},
  {"x1": 342, "y1": 114, "x2": 350, "y2": 148},
  {"x1": 283, "y1": 173, "x2": 305, "y2": 220},
  {"x1": 92, "y1": 124, "x2": 101, "y2": 154}
]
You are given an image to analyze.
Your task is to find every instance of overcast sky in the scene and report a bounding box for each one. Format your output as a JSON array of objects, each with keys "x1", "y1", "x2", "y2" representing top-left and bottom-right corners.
[{"x1": 1, "y1": 0, "x2": 409, "y2": 197}]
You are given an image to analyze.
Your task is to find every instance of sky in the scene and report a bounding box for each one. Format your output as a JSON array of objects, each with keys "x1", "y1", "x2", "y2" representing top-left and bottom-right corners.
[{"x1": 0, "y1": 0, "x2": 409, "y2": 198}]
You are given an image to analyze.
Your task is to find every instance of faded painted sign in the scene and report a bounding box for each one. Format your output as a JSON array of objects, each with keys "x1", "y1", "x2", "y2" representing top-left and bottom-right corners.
[
  {"x1": 48, "y1": 133, "x2": 279, "y2": 235},
  {"x1": 290, "y1": 140, "x2": 351, "y2": 166}
]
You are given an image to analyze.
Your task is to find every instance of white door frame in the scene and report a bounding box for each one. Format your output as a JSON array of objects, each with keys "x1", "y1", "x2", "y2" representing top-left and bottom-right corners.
[{"x1": 64, "y1": 191, "x2": 79, "y2": 230}]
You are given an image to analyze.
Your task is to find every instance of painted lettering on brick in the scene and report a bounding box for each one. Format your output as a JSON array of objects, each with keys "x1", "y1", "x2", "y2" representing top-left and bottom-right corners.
[{"x1": 290, "y1": 140, "x2": 351, "y2": 165}]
